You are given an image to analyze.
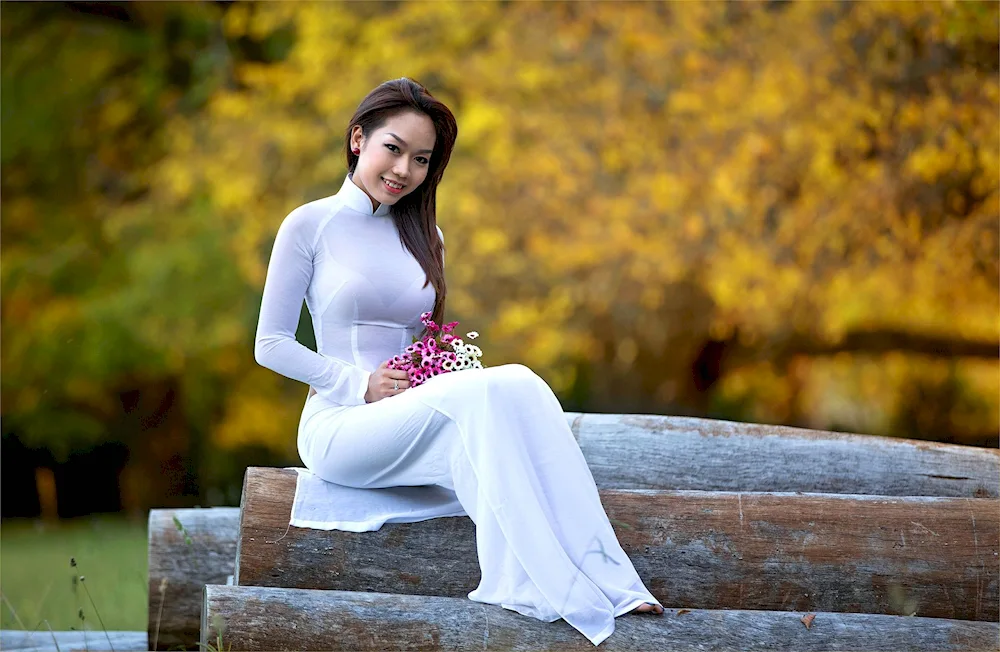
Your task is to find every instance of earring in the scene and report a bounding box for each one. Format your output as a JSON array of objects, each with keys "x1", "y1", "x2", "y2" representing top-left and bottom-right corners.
[{"x1": 352, "y1": 147, "x2": 360, "y2": 155}]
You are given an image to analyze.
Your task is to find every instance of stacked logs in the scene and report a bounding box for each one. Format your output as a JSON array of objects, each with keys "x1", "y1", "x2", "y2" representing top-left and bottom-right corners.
[{"x1": 145, "y1": 413, "x2": 1000, "y2": 650}]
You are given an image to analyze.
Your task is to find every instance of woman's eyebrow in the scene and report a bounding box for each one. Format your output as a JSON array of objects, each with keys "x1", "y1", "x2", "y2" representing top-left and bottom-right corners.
[{"x1": 387, "y1": 132, "x2": 433, "y2": 155}]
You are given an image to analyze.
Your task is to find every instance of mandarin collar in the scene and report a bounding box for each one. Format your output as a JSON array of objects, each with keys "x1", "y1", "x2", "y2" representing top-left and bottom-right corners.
[{"x1": 339, "y1": 174, "x2": 392, "y2": 217}]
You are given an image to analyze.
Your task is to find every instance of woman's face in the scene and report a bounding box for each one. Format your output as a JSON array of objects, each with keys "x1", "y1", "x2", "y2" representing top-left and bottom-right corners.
[{"x1": 350, "y1": 110, "x2": 436, "y2": 211}]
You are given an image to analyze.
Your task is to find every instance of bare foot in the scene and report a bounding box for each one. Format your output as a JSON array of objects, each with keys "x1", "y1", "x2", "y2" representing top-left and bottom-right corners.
[{"x1": 629, "y1": 602, "x2": 664, "y2": 615}]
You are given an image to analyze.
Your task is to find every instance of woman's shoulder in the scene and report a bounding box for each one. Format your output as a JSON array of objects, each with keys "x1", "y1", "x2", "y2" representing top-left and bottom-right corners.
[{"x1": 278, "y1": 194, "x2": 349, "y2": 243}]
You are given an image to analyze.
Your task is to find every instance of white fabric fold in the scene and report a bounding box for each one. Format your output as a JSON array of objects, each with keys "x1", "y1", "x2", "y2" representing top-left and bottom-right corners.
[
  {"x1": 293, "y1": 365, "x2": 661, "y2": 646},
  {"x1": 289, "y1": 467, "x2": 466, "y2": 532}
]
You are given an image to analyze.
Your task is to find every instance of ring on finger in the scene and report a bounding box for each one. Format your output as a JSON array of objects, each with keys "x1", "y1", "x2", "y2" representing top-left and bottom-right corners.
[{"x1": 393, "y1": 379, "x2": 399, "y2": 391}]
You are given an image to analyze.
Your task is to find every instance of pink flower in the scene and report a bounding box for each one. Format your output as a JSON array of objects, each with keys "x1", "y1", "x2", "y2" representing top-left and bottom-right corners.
[{"x1": 442, "y1": 321, "x2": 459, "y2": 334}]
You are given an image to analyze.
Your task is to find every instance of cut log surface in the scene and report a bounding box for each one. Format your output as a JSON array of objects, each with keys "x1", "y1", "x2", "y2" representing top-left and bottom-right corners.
[
  {"x1": 202, "y1": 585, "x2": 1000, "y2": 652},
  {"x1": 565, "y1": 413, "x2": 1000, "y2": 498},
  {"x1": 237, "y1": 467, "x2": 1000, "y2": 621},
  {"x1": 147, "y1": 507, "x2": 239, "y2": 650}
]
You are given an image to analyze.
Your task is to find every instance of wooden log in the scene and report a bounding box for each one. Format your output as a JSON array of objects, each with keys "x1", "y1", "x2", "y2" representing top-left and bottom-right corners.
[
  {"x1": 0, "y1": 630, "x2": 148, "y2": 652},
  {"x1": 202, "y1": 585, "x2": 1000, "y2": 652},
  {"x1": 149, "y1": 417, "x2": 1000, "y2": 649},
  {"x1": 564, "y1": 413, "x2": 1000, "y2": 497},
  {"x1": 143, "y1": 420, "x2": 998, "y2": 652},
  {"x1": 236, "y1": 467, "x2": 1000, "y2": 621},
  {"x1": 147, "y1": 507, "x2": 239, "y2": 651}
]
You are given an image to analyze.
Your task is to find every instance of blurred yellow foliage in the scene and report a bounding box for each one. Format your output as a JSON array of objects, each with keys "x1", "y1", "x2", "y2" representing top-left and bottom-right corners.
[{"x1": 4, "y1": 0, "x2": 995, "y2": 458}]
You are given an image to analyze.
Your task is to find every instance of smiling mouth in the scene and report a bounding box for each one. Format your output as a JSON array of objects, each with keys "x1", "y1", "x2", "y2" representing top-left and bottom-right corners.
[{"x1": 382, "y1": 178, "x2": 405, "y2": 192}]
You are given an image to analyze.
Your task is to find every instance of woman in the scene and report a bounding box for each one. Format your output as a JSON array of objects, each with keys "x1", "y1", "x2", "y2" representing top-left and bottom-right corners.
[{"x1": 254, "y1": 77, "x2": 663, "y2": 646}]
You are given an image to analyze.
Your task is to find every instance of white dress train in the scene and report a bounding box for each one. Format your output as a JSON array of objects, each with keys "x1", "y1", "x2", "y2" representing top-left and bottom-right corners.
[{"x1": 296, "y1": 363, "x2": 661, "y2": 645}]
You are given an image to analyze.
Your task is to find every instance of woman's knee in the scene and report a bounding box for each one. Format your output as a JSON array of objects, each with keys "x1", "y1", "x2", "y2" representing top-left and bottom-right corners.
[
  {"x1": 497, "y1": 363, "x2": 540, "y2": 382},
  {"x1": 485, "y1": 364, "x2": 545, "y2": 398}
]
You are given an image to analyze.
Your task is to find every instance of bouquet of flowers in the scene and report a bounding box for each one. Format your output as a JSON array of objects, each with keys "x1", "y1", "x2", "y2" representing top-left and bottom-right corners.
[{"x1": 387, "y1": 311, "x2": 486, "y2": 388}]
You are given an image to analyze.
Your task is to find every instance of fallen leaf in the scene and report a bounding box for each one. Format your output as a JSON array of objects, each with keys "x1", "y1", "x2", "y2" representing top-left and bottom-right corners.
[
  {"x1": 677, "y1": 609, "x2": 691, "y2": 615},
  {"x1": 801, "y1": 613, "x2": 816, "y2": 629}
]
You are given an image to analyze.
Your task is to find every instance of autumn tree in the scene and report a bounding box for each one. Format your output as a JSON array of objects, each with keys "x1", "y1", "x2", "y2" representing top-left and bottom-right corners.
[{"x1": 2, "y1": 0, "x2": 996, "y2": 510}]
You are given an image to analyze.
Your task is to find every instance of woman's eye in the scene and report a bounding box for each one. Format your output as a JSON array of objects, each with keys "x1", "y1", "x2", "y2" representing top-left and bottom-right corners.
[{"x1": 386, "y1": 143, "x2": 428, "y2": 165}]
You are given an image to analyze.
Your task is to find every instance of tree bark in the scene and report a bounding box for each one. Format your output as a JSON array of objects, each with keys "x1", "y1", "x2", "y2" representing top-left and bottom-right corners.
[
  {"x1": 202, "y1": 585, "x2": 1000, "y2": 652},
  {"x1": 147, "y1": 507, "x2": 239, "y2": 650},
  {"x1": 563, "y1": 412, "x2": 999, "y2": 497},
  {"x1": 236, "y1": 467, "x2": 999, "y2": 621},
  {"x1": 0, "y1": 630, "x2": 148, "y2": 652}
]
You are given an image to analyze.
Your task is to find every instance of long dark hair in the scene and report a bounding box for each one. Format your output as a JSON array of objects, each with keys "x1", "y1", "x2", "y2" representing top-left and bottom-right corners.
[{"x1": 345, "y1": 78, "x2": 457, "y2": 337}]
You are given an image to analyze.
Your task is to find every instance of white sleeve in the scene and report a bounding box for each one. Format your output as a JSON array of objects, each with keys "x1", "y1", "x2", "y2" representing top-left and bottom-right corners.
[{"x1": 254, "y1": 208, "x2": 372, "y2": 405}]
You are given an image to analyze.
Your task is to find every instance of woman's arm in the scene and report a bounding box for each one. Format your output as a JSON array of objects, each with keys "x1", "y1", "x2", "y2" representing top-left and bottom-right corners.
[{"x1": 254, "y1": 206, "x2": 371, "y2": 405}]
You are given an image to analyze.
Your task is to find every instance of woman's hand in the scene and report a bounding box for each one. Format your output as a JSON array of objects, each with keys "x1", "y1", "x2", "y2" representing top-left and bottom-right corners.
[{"x1": 364, "y1": 360, "x2": 410, "y2": 403}]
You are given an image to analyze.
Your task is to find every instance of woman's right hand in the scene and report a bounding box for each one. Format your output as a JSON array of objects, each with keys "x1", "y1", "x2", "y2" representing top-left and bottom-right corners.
[{"x1": 364, "y1": 360, "x2": 410, "y2": 403}]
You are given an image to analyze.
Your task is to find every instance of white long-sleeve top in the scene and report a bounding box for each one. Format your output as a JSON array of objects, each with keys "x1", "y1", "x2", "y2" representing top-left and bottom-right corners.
[{"x1": 254, "y1": 174, "x2": 442, "y2": 406}]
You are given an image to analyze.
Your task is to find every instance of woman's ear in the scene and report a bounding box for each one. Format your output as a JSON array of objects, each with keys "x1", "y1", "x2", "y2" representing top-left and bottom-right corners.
[{"x1": 350, "y1": 125, "x2": 365, "y2": 152}]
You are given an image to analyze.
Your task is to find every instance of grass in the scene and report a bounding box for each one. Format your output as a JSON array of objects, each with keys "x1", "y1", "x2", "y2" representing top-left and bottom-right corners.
[{"x1": 0, "y1": 515, "x2": 147, "y2": 631}]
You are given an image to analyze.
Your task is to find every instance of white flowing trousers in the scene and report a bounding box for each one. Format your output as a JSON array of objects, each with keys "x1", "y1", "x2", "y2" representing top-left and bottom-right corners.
[{"x1": 297, "y1": 363, "x2": 661, "y2": 646}]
